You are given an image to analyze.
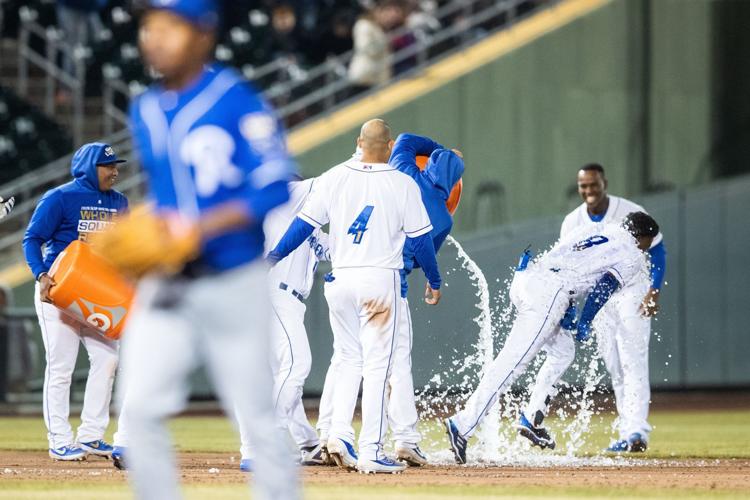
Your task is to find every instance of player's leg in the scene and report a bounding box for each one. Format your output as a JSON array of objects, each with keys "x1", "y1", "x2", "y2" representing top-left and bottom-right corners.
[
  {"x1": 34, "y1": 287, "x2": 82, "y2": 456},
  {"x1": 518, "y1": 329, "x2": 575, "y2": 449},
  {"x1": 118, "y1": 280, "x2": 198, "y2": 500},
  {"x1": 323, "y1": 271, "x2": 363, "y2": 468},
  {"x1": 356, "y1": 269, "x2": 404, "y2": 472},
  {"x1": 269, "y1": 292, "x2": 318, "y2": 451},
  {"x1": 450, "y1": 273, "x2": 569, "y2": 442},
  {"x1": 316, "y1": 350, "x2": 339, "y2": 462},
  {"x1": 76, "y1": 329, "x2": 118, "y2": 455},
  {"x1": 613, "y1": 288, "x2": 652, "y2": 449},
  {"x1": 388, "y1": 296, "x2": 425, "y2": 465},
  {"x1": 197, "y1": 262, "x2": 299, "y2": 499},
  {"x1": 594, "y1": 303, "x2": 627, "y2": 449}
]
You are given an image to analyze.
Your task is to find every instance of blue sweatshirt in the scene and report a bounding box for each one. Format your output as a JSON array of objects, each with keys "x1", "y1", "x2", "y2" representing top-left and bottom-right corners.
[
  {"x1": 389, "y1": 133, "x2": 465, "y2": 297},
  {"x1": 23, "y1": 143, "x2": 129, "y2": 280}
]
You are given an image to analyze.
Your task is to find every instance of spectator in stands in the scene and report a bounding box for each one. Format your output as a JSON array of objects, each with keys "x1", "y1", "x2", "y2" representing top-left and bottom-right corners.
[
  {"x1": 384, "y1": 1, "x2": 418, "y2": 76},
  {"x1": 55, "y1": 0, "x2": 107, "y2": 103},
  {"x1": 266, "y1": 3, "x2": 306, "y2": 64},
  {"x1": 308, "y1": 9, "x2": 355, "y2": 64},
  {"x1": 348, "y1": 2, "x2": 392, "y2": 91}
]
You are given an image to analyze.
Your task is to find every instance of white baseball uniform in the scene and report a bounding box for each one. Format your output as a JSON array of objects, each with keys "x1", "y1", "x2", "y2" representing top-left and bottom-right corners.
[
  {"x1": 524, "y1": 196, "x2": 660, "y2": 441},
  {"x1": 451, "y1": 223, "x2": 649, "y2": 439},
  {"x1": 298, "y1": 158, "x2": 433, "y2": 461},
  {"x1": 237, "y1": 179, "x2": 329, "y2": 459}
]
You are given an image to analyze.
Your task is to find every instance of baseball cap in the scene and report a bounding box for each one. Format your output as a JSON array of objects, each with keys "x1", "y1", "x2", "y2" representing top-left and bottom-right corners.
[
  {"x1": 94, "y1": 143, "x2": 127, "y2": 165},
  {"x1": 143, "y1": 0, "x2": 220, "y2": 31}
]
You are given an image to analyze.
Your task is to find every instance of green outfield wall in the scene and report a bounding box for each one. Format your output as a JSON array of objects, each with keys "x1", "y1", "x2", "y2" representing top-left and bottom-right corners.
[{"x1": 296, "y1": 0, "x2": 750, "y2": 233}]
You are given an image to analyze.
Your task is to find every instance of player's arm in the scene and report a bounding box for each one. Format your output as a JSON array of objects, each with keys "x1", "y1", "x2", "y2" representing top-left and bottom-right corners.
[
  {"x1": 389, "y1": 133, "x2": 444, "y2": 173},
  {"x1": 575, "y1": 271, "x2": 621, "y2": 342},
  {"x1": 640, "y1": 240, "x2": 666, "y2": 317},
  {"x1": 403, "y1": 179, "x2": 441, "y2": 304},
  {"x1": 0, "y1": 195, "x2": 15, "y2": 219},
  {"x1": 23, "y1": 191, "x2": 64, "y2": 302},
  {"x1": 268, "y1": 217, "x2": 315, "y2": 264}
]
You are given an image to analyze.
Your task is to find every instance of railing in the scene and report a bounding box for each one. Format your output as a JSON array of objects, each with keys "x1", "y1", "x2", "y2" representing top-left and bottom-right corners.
[
  {"x1": 103, "y1": 0, "x2": 554, "y2": 132},
  {"x1": 16, "y1": 7, "x2": 86, "y2": 145}
]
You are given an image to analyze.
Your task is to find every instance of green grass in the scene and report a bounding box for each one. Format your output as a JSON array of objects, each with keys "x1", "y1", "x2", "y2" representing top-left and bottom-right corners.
[{"x1": 2, "y1": 408, "x2": 749, "y2": 499}]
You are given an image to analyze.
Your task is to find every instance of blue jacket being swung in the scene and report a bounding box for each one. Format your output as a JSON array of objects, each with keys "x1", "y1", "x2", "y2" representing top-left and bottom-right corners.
[
  {"x1": 23, "y1": 143, "x2": 129, "y2": 279},
  {"x1": 389, "y1": 133, "x2": 465, "y2": 297}
]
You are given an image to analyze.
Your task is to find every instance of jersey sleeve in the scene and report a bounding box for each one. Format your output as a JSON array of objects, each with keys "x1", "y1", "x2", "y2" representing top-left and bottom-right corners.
[
  {"x1": 297, "y1": 172, "x2": 331, "y2": 228},
  {"x1": 560, "y1": 213, "x2": 574, "y2": 238},
  {"x1": 403, "y1": 178, "x2": 433, "y2": 237},
  {"x1": 607, "y1": 251, "x2": 646, "y2": 288},
  {"x1": 23, "y1": 190, "x2": 64, "y2": 278}
]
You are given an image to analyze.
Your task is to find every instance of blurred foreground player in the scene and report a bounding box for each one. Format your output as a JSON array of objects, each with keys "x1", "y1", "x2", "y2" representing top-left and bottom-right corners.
[
  {"x1": 445, "y1": 212, "x2": 659, "y2": 464},
  {"x1": 23, "y1": 143, "x2": 128, "y2": 461},
  {"x1": 99, "y1": 1, "x2": 299, "y2": 498},
  {"x1": 518, "y1": 164, "x2": 666, "y2": 453}
]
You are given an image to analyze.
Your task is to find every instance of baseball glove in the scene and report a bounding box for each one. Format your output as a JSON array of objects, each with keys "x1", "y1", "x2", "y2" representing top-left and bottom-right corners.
[{"x1": 89, "y1": 206, "x2": 201, "y2": 279}]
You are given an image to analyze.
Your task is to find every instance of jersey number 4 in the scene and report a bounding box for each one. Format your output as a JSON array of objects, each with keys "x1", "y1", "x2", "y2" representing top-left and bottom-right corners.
[{"x1": 348, "y1": 205, "x2": 374, "y2": 244}]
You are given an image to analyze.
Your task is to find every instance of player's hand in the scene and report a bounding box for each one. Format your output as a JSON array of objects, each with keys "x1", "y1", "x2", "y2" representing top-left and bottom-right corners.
[
  {"x1": 639, "y1": 287, "x2": 660, "y2": 317},
  {"x1": 451, "y1": 149, "x2": 463, "y2": 159},
  {"x1": 38, "y1": 273, "x2": 56, "y2": 304},
  {"x1": 424, "y1": 282, "x2": 441, "y2": 305}
]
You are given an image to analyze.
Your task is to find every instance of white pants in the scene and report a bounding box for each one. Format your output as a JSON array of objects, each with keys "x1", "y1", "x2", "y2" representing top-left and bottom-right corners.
[
  {"x1": 118, "y1": 261, "x2": 298, "y2": 500},
  {"x1": 316, "y1": 350, "x2": 339, "y2": 443},
  {"x1": 238, "y1": 287, "x2": 318, "y2": 458},
  {"x1": 35, "y1": 284, "x2": 118, "y2": 449},
  {"x1": 387, "y1": 296, "x2": 421, "y2": 447},
  {"x1": 524, "y1": 283, "x2": 652, "y2": 440},
  {"x1": 323, "y1": 267, "x2": 400, "y2": 461},
  {"x1": 452, "y1": 270, "x2": 569, "y2": 439}
]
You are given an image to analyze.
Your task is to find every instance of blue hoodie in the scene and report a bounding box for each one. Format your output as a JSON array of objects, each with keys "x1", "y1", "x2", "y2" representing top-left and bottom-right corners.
[
  {"x1": 23, "y1": 143, "x2": 129, "y2": 280},
  {"x1": 389, "y1": 133, "x2": 465, "y2": 296}
]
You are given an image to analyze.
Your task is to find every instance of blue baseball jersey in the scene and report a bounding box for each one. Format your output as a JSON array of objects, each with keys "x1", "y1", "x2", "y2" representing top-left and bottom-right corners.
[
  {"x1": 129, "y1": 63, "x2": 294, "y2": 272},
  {"x1": 389, "y1": 133, "x2": 465, "y2": 296},
  {"x1": 23, "y1": 143, "x2": 129, "y2": 279}
]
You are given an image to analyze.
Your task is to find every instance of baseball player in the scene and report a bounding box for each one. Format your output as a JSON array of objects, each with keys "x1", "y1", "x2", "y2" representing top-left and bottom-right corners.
[
  {"x1": 517, "y1": 163, "x2": 666, "y2": 452},
  {"x1": 104, "y1": 1, "x2": 299, "y2": 498},
  {"x1": 22, "y1": 142, "x2": 128, "y2": 461},
  {"x1": 387, "y1": 133, "x2": 464, "y2": 465},
  {"x1": 268, "y1": 119, "x2": 443, "y2": 474},
  {"x1": 236, "y1": 177, "x2": 330, "y2": 471},
  {"x1": 445, "y1": 212, "x2": 659, "y2": 464},
  {"x1": 0, "y1": 196, "x2": 15, "y2": 219}
]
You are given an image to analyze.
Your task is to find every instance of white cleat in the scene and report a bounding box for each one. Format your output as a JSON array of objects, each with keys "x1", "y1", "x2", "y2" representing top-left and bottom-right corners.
[
  {"x1": 326, "y1": 438, "x2": 358, "y2": 471},
  {"x1": 395, "y1": 444, "x2": 428, "y2": 467},
  {"x1": 356, "y1": 456, "x2": 407, "y2": 474}
]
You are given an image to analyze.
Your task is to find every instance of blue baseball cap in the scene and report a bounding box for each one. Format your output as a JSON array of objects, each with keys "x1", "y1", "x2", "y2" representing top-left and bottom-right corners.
[
  {"x1": 93, "y1": 143, "x2": 127, "y2": 165},
  {"x1": 145, "y1": 0, "x2": 220, "y2": 31}
]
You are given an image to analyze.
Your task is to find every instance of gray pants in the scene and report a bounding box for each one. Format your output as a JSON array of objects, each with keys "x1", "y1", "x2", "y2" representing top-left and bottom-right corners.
[{"x1": 117, "y1": 260, "x2": 299, "y2": 500}]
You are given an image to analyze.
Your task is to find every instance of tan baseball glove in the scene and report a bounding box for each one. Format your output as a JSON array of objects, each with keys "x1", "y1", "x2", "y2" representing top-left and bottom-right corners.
[{"x1": 89, "y1": 205, "x2": 201, "y2": 279}]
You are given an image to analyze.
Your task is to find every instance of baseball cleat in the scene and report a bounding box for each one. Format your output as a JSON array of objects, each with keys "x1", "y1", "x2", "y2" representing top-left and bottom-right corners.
[
  {"x1": 605, "y1": 439, "x2": 629, "y2": 453},
  {"x1": 111, "y1": 446, "x2": 127, "y2": 470},
  {"x1": 395, "y1": 444, "x2": 428, "y2": 467},
  {"x1": 239, "y1": 458, "x2": 253, "y2": 472},
  {"x1": 319, "y1": 444, "x2": 335, "y2": 466},
  {"x1": 627, "y1": 433, "x2": 648, "y2": 452},
  {"x1": 300, "y1": 443, "x2": 326, "y2": 466},
  {"x1": 515, "y1": 413, "x2": 556, "y2": 450},
  {"x1": 79, "y1": 439, "x2": 114, "y2": 457},
  {"x1": 326, "y1": 438, "x2": 358, "y2": 470},
  {"x1": 49, "y1": 445, "x2": 86, "y2": 461},
  {"x1": 444, "y1": 418, "x2": 467, "y2": 465},
  {"x1": 356, "y1": 456, "x2": 406, "y2": 474}
]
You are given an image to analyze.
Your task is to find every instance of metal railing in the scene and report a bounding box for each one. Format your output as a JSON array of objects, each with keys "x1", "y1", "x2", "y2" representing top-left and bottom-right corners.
[{"x1": 16, "y1": 7, "x2": 86, "y2": 145}]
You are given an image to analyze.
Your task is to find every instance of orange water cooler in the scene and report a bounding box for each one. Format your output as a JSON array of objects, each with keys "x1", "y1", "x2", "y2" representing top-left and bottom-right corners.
[
  {"x1": 48, "y1": 240, "x2": 134, "y2": 340},
  {"x1": 415, "y1": 154, "x2": 463, "y2": 215}
]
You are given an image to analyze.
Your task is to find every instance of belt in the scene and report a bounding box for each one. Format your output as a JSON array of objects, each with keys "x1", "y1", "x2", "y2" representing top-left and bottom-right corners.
[{"x1": 279, "y1": 282, "x2": 305, "y2": 303}]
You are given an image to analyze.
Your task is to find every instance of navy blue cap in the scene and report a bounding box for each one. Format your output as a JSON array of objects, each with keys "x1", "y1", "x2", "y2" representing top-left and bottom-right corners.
[
  {"x1": 146, "y1": 0, "x2": 220, "y2": 31},
  {"x1": 94, "y1": 143, "x2": 127, "y2": 165}
]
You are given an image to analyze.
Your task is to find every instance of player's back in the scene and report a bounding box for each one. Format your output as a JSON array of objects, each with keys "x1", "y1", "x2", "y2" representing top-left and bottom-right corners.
[
  {"x1": 299, "y1": 159, "x2": 431, "y2": 270},
  {"x1": 539, "y1": 223, "x2": 648, "y2": 294}
]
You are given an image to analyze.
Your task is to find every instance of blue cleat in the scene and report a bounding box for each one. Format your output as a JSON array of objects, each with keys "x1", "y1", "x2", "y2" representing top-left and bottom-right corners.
[
  {"x1": 515, "y1": 413, "x2": 556, "y2": 450},
  {"x1": 444, "y1": 418, "x2": 467, "y2": 464},
  {"x1": 80, "y1": 439, "x2": 114, "y2": 457},
  {"x1": 606, "y1": 439, "x2": 629, "y2": 453},
  {"x1": 111, "y1": 446, "x2": 127, "y2": 470},
  {"x1": 357, "y1": 456, "x2": 406, "y2": 474},
  {"x1": 49, "y1": 445, "x2": 86, "y2": 461},
  {"x1": 240, "y1": 458, "x2": 253, "y2": 472},
  {"x1": 627, "y1": 432, "x2": 648, "y2": 452}
]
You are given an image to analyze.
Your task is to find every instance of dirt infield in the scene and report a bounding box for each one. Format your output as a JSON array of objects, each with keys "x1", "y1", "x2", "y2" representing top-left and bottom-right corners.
[{"x1": 2, "y1": 451, "x2": 749, "y2": 493}]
